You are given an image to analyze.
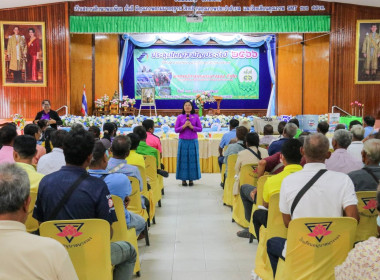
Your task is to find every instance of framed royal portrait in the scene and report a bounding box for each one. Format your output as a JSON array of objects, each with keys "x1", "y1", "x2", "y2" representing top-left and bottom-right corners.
[
  {"x1": 1, "y1": 21, "x2": 46, "y2": 87},
  {"x1": 141, "y1": 87, "x2": 156, "y2": 105},
  {"x1": 355, "y1": 20, "x2": 380, "y2": 84}
]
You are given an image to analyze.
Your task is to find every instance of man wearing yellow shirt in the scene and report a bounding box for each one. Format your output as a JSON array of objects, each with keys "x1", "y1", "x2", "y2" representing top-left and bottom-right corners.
[
  {"x1": 13, "y1": 135, "x2": 44, "y2": 192},
  {"x1": 252, "y1": 139, "x2": 303, "y2": 241},
  {"x1": 126, "y1": 133, "x2": 145, "y2": 168}
]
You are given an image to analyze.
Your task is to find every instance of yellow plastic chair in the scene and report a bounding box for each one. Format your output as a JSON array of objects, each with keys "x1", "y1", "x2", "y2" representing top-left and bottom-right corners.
[
  {"x1": 232, "y1": 164, "x2": 258, "y2": 228},
  {"x1": 355, "y1": 191, "x2": 378, "y2": 242},
  {"x1": 248, "y1": 175, "x2": 271, "y2": 242},
  {"x1": 223, "y1": 154, "x2": 238, "y2": 207},
  {"x1": 254, "y1": 193, "x2": 288, "y2": 280},
  {"x1": 136, "y1": 165, "x2": 156, "y2": 223},
  {"x1": 128, "y1": 176, "x2": 150, "y2": 246},
  {"x1": 111, "y1": 195, "x2": 141, "y2": 276},
  {"x1": 25, "y1": 191, "x2": 39, "y2": 233},
  {"x1": 127, "y1": 176, "x2": 149, "y2": 222},
  {"x1": 144, "y1": 155, "x2": 162, "y2": 207},
  {"x1": 275, "y1": 217, "x2": 357, "y2": 280},
  {"x1": 40, "y1": 219, "x2": 113, "y2": 280},
  {"x1": 157, "y1": 151, "x2": 164, "y2": 195}
]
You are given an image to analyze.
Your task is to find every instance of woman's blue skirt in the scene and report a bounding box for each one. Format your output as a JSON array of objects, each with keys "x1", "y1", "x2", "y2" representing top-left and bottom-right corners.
[{"x1": 176, "y1": 139, "x2": 201, "y2": 181}]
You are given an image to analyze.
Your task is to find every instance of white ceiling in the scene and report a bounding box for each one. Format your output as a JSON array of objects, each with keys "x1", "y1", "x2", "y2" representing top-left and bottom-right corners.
[{"x1": 0, "y1": 0, "x2": 379, "y2": 10}]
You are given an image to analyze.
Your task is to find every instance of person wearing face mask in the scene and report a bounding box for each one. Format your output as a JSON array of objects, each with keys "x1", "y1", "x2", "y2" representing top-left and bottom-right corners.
[
  {"x1": 174, "y1": 100, "x2": 202, "y2": 187},
  {"x1": 335, "y1": 190, "x2": 380, "y2": 279}
]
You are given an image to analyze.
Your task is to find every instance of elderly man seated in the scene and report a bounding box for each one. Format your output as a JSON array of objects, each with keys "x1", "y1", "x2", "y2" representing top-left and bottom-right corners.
[
  {"x1": 347, "y1": 124, "x2": 365, "y2": 162},
  {"x1": 266, "y1": 133, "x2": 359, "y2": 276},
  {"x1": 325, "y1": 129, "x2": 363, "y2": 174},
  {"x1": 268, "y1": 123, "x2": 298, "y2": 156},
  {"x1": 348, "y1": 139, "x2": 380, "y2": 191},
  {"x1": 0, "y1": 163, "x2": 78, "y2": 279},
  {"x1": 223, "y1": 126, "x2": 249, "y2": 177}
]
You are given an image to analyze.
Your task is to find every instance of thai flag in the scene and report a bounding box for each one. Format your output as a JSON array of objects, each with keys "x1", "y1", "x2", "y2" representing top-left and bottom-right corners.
[{"x1": 81, "y1": 85, "x2": 88, "y2": 116}]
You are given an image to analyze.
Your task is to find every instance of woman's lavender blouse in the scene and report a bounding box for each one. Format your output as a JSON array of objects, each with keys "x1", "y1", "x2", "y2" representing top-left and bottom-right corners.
[{"x1": 174, "y1": 114, "x2": 203, "y2": 139}]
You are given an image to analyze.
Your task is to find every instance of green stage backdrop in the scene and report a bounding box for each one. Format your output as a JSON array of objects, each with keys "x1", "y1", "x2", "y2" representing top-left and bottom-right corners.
[{"x1": 134, "y1": 47, "x2": 260, "y2": 100}]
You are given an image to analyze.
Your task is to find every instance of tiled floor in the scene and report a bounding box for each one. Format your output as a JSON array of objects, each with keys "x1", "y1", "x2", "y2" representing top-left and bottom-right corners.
[{"x1": 135, "y1": 173, "x2": 258, "y2": 280}]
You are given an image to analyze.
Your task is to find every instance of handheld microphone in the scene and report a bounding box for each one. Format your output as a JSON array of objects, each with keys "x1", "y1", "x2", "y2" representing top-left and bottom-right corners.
[{"x1": 186, "y1": 114, "x2": 189, "y2": 120}]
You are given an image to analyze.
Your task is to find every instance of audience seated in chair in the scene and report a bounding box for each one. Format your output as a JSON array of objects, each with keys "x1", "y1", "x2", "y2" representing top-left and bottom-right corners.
[
  {"x1": 260, "y1": 124, "x2": 276, "y2": 146},
  {"x1": 348, "y1": 139, "x2": 380, "y2": 191},
  {"x1": 268, "y1": 123, "x2": 298, "y2": 156},
  {"x1": 326, "y1": 129, "x2": 363, "y2": 174},
  {"x1": 0, "y1": 124, "x2": 17, "y2": 164},
  {"x1": 89, "y1": 141, "x2": 146, "y2": 238},
  {"x1": 234, "y1": 132, "x2": 268, "y2": 197},
  {"x1": 288, "y1": 118, "x2": 302, "y2": 139},
  {"x1": 363, "y1": 115, "x2": 378, "y2": 138},
  {"x1": 335, "y1": 190, "x2": 380, "y2": 279},
  {"x1": 126, "y1": 133, "x2": 146, "y2": 169},
  {"x1": 37, "y1": 130, "x2": 67, "y2": 175},
  {"x1": 238, "y1": 139, "x2": 302, "y2": 239},
  {"x1": 88, "y1": 125, "x2": 101, "y2": 141},
  {"x1": 347, "y1": 124, "x2": 365, "y2": 161},
  {"x1": 107, "y1": 135, "x2": 144, "y2": 193},
  {"x1": 317, "y1": 121, "x2": 329, "y2": 135},
  {"x1": 251, "y1": 139, "x2": 303, "y2": 241},
  {"x1": 218, "y1": 119, "x2": 239, "y2": 169},
  {"x1": 223, "y1": 126, "x2": 249, "y2": 172},
  {"x1": 32, "y1": 128, "x2": 136, "y2": 280},
  {"x1": 142, "y1": 119, "x2": 162, "y2": 155},
  {"x1": 24, "y1": 124, "x2": 46, "y2": 165},
  {"x1": 13, "y1": 135, "x2": 44, "y2": 192},
  {"x1": 0, "y1": 163, "x2": 78, "y2": 279},
  {"x1": 266, "y1": 133, "x2": 359, "y2": 276}
]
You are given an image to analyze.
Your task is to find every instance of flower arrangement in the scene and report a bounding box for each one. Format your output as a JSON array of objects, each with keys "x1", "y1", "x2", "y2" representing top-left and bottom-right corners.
[
  {"x1": 12, "y1": 114, "x2": 25, "y2": 130},
  {"x1": 121, "y1": 96, "x2": 136, "y2": 108},
  {"x1": 350, "y1": 101, "x2": 364, "y2": 117},
  {"x1": 95, "y1": 99, "x2": 105, "y2": 109},
  {"x1": 101, "y1": 94, "x2": 110, "y2": 103},
  {"x1": 110, "y1": 99, "x2": 119, "y2": 105},
  {"x1": 193, "y1": 91, "x2": 215, "y2": 108}
]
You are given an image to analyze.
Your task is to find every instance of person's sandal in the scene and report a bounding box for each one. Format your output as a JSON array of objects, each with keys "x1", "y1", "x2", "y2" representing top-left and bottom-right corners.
[
  {"x1": 189, "y1": 180, "x2": 194, "y2": 186},
  {"x1": 182, "y1": 180, "x2": 188, "y2": 186},
  {"x1": 236, "y1": 229, "x2": 252, "y2": 238}
]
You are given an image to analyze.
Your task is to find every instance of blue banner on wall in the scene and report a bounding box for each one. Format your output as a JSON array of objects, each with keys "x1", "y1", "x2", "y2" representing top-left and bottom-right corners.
[{"x1": 134, "y1": 47, "x2": 260, "y2": 100}]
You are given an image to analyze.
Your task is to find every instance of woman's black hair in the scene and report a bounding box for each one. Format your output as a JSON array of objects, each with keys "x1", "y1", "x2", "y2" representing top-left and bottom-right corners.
[
  {"x1": 103, "y1": 122, "x2": 115, "y2": 141},
  {"x1": 181, "y1": 100, "x2": 195, "y2": 115},
  {"x1": 43, "y1": 128, "x2": 55, "y2": 153}
]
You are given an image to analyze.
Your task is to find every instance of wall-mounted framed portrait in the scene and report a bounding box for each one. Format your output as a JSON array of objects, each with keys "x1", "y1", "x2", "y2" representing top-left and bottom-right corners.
[
  {"x1": 1, "y1": 21, "x2": 46, "y2": 87},
  {"x1": 355, "y1": 20, "x2": 380, "y2": 84}
]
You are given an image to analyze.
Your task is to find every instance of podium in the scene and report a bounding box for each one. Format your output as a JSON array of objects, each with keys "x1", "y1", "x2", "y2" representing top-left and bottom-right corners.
[{"x1": 213, "y1": 96, "x2": 223, "y2": 114}]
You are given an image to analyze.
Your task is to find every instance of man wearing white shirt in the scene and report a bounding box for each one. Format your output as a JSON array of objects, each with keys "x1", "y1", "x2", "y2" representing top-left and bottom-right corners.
[
  {"x1": 347, "y1": 125, "x2": 365, "y2": 162},
  {"x1": 0, "y1": 163, "x2": 78, "y2": 280},
  {"x1": 266, "y1": 133, "x2": 359, "y2": 276},
  {"x1": 37, "y1": 130, "x2": 67, "y2": 175}
]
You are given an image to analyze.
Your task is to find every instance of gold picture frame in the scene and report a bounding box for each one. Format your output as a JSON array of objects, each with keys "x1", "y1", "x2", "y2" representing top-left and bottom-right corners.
[
  {"x1": 355, "y1": 20, "x2": 380, "y2": 84},
  {"x1": 1, "y1": 21, "x2": 46, "y2": 87}
]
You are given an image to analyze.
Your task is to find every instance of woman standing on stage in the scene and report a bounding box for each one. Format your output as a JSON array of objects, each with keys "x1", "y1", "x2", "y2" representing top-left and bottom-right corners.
[{"x1": 175, "y1": 100, "x2": 202, "y2": 186}]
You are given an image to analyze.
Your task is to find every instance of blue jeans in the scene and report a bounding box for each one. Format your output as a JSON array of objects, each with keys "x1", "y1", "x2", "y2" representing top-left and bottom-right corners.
[
  {"x1": 267, "y1": 237, "x2": 286, "y2": 276},
  {"x1": 111, "y1": 241, "x2": 137, "y2": 280},
  {"x1": 129, "y1": 211, "x2": 146, "y2": 236},
  {"x1": 218, "y1": 156, "x2": 224, "y2": 170}
]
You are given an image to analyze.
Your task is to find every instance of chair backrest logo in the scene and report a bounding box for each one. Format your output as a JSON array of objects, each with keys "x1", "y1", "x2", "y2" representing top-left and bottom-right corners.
[
  {"x1": 361, "y1": 197, "x2": 377, "y2": 214},
  {"x1": 55, "y1": 223, "x2": 84, "y2": 243},
  {"x1": 305, "y1": 222, "x2": 332, "y2": 243}
]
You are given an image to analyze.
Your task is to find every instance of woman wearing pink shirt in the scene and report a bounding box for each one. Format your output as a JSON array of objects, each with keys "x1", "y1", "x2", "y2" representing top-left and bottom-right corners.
[{"x1": 174, "y1": 101, "x2": 202, "y2": 186}]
